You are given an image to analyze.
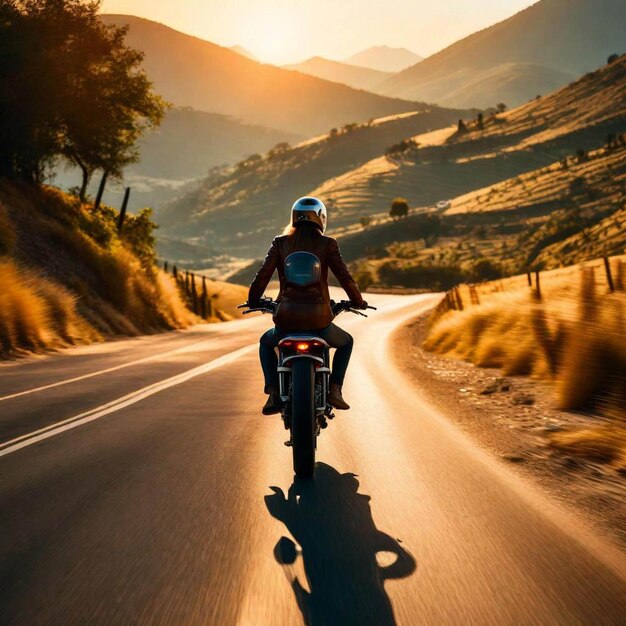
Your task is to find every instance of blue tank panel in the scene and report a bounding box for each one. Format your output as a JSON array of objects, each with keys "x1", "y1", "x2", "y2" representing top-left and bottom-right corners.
[{"x1": 284, "y1": 252, "x2": 321, "y2": 286}]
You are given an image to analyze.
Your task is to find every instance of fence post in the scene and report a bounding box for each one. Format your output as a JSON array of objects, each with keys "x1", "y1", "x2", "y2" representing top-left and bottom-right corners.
[
  {"x1": 527, "y1": 272, "x2": 532, "y2": 287},
  {"x1": 615, "y1": 260, "x2": 624, "y2": 291},
  {"x1": 117, "y1": 187, "x2": 130, "y2": 232},
  {"x1": 201, "y1": 276, "x2": 208, "y2": 318},
  {"x1": 191, "y1": 274, "x2": 198, "y2": 314},
  {"x1": 172, "y1": 265, "x2": 178, "y2": 280},
  {"x1": 535, "y1": 270, "x2": 541, "y2": 299},
  {"x1": 455, "y1": 287, "x2": 464, "y2": 311},
  {"x1": 94, "y1": 171, "x2": 108, "y2": 210},
  {"x1": 163, "y1": 261, "x2": 169, "y2": 273},
  {"x1": 603, "y1": 256, "x2": 614, "y2": 292},
  {"x1": 184, "y1": 271, "x2": 190, "y2": 295}
]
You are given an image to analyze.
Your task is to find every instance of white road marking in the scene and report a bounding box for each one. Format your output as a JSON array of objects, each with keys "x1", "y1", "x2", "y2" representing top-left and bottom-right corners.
[
  {"x1": 0, "y1": 335, "x2": 230, "y2": 402},
  {"x1": 0, "y1": 344, "x2": 256, "y2": 457}
]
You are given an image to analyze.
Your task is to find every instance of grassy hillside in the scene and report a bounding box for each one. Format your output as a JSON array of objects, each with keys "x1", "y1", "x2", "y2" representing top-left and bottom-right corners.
[
  {"x1": 310, "y1": 56, "x2": 626, "y2": 225},
  {"x1": 101, "y1": 15, "x2": 424, "y2": 137},
  {"x1": 338, "y1": 141, "x2": 626, "y2": 288},
  {"x1": 432, "y1": 63, "x2": 574, "y2": 109},
  {"x1": 424, "y1": 256, "x2": 626, "y2": 467},
  {"x1": 284, "y1": 57, "x2": 392, "y2": 92},
  {"x1": 378, "y1": 0, "x2": 625, "y2": 107},
  {"x1": 159, "y1": 107, "x2": 468, "y2": 258},
  {"x1": 0, "y1": 182, "x2": 197, "y2": 355}
]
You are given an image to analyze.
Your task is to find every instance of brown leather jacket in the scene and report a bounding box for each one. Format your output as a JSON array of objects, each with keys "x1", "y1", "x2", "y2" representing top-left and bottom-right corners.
[{"x1": 248, "y1": 234, "x2": 364, "y2": 330}]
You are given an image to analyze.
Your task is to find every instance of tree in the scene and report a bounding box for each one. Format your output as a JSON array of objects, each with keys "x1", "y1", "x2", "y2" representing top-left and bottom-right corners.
[
  {"x1": 389, "y1": 197, "x2": 409, "y2": 219},
  {"x1": 476, "y1": 112, "x2": 484, "y2": 129},
  {"x1": 62, "y1": 23, "x2": 166, "y2": 199},
  {"x1": 457, "y1": 119, "x2": 467, "y2": 133},
  {"x1": 0, "y1": 0, "x2": 166, "y2": 192},
  {"x1": 471, "y1": 259, "x2": 502, "y2": 282},
  {"x1": 607, "y1": 53, "x2": 620, "y2": 64},
  {"x1": 496, "y1": 103, "x2": 507, "y2": 114}
]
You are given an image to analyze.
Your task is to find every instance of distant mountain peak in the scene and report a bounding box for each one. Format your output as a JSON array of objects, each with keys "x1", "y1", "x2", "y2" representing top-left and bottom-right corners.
[{"x1": 345, "y1": 46, "x2": 423, "y2": 73}]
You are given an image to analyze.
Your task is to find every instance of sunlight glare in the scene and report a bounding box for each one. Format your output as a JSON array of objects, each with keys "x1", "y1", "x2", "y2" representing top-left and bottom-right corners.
[{"x1": 240, "y1": 7, "x2": 299, "y2": 64}]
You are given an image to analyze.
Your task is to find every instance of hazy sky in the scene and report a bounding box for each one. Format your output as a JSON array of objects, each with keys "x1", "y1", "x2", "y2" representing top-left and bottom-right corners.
[{"x1": 100, "y1": 0, "x2": 537, "y2": 65}]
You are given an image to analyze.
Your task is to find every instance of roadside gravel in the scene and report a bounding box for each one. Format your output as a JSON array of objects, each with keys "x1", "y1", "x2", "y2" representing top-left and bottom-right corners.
[{"x1": 395, "y1": 313, "x2": 626, "y2": 548}]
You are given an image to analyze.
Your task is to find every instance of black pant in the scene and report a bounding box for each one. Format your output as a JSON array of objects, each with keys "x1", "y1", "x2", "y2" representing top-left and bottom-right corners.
[{"x1": 259, "y1": 324, "x2": 354, "y2": 390}]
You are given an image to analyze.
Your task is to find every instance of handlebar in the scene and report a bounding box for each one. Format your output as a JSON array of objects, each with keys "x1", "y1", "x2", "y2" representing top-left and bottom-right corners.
[
  {"x1": 238, "y1": 298, "x2": 376, "y2": 318},
  {"x1": 330, "y1": 300, "x2": 377, "y2": 317},
  {"x1": 237, "y1": 296, "x2": 277, "y2": 315}
]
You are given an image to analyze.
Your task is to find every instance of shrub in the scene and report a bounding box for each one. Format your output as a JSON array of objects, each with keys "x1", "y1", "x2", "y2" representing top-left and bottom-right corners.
[
  {"x1": 471, "y1": 258, "x2": 502, "y2": 281},
  {"x1": 354, "y1": 269, "x2": 373, "y2": 291},
  {"x1": 378, "y1": 260, "x2": 467, "y2": 290},
  {"x1": 389, "y1": 197, "x2": 409, "y2": 219}
]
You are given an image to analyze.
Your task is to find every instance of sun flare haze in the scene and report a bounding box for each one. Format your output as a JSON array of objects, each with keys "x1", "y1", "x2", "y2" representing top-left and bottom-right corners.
[{"x1": 100, "y1": 0, "x2": 537, "y2": 64}]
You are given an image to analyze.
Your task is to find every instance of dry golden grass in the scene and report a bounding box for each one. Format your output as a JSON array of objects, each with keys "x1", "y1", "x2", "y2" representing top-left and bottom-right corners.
[
  {"x1": 424, "y1": 256, "x2": 626, "y2": 464},
  {"x1": 0, "y1": 260, "x2": 99, "y2": 353},
  {"x1": 0, "y1": 181, "x2": 197, "y2": 356}
]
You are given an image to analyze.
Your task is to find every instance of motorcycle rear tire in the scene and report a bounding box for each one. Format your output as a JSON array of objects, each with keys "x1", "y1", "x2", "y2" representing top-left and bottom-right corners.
[{"x1": 291, "y1": 359, "x2": 316, "y2": 478}]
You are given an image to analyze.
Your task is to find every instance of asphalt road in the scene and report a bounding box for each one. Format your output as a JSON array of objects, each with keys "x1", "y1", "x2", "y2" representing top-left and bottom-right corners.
[{"x1": 1, "y1": 293, "x2": 625, "y2": 625}]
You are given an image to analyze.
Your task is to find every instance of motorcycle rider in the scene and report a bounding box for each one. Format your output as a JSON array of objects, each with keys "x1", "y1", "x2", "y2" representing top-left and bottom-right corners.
[{"x1": 248, "y1": 196, "x2": 368, "y2": 415}]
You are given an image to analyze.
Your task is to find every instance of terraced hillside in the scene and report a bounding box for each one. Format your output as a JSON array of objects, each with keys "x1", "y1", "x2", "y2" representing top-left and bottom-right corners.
[
  {"x1": 337, "y1": 141, "x2": 626, "y2": 288},
  {"x1": 309, "y1": 56, "x2": 626, "y2": 224},
  {"x1": 159, "y1": 107, "x2": 468, "y2": 257}
]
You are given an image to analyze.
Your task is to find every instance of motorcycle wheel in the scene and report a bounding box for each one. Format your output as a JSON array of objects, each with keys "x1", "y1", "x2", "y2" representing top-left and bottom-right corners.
[{"x1": 291, "y1": 358, "x2": 316, "y2": 478}]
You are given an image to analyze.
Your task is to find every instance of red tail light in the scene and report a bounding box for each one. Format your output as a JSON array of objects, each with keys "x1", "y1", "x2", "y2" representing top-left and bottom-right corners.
[{"x1": 279, "y1": 338, "x2": 325, "y2": 350}]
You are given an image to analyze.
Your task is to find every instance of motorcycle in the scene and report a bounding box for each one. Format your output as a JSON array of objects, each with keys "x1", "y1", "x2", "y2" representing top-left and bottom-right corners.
[{"x1": 238, "y1": 297, "x2": 376, "y2": 477}]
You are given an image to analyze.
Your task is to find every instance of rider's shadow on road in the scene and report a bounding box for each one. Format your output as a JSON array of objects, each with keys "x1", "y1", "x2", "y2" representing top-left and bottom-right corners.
[{"x1": 265, "y1": 463, "x2": 416, "y2": 626}]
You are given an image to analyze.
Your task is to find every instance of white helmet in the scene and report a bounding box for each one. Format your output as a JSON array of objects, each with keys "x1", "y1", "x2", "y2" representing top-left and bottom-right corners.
[{"x1": 291, "y1": 196, "x2": 327, "y2": 233}]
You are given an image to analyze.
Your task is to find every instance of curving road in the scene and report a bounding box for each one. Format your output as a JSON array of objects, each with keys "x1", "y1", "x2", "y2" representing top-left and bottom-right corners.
[{"x1": 1, "y1": 293, "x2": 625, "y2": 625}]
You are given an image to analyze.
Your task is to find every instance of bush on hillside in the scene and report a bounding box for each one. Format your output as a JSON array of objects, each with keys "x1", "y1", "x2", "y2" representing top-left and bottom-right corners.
[
  {"x1": 0, "y1": 182, "x2": 194, "y2": 354},
  {"x1": 378, "y1": 260, "x2": 467, "y2": 290},
  {"x1": 390, "y1": 197, "x2": 409, "y2": 219},
  {"x1": 471, "y1": 258, "x2": 502, "y2": 282}
]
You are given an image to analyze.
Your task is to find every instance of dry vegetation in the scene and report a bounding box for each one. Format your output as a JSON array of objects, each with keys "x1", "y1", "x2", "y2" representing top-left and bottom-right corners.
[
  {"x1": 158, "y1": 107, "x2": 467, "y2": 257},
  {"x1": 424, "y1": 256, "x2": 626, "y2": 468},
  {"x1": 0, "y1": 181, "x2": 196, "y2": 356},
  {"x1": 313, "y1": 56, "x2": 626, "y2": 223},
  {"x1": 338, "y1": 139, "x2": 626, "y2": 289}
]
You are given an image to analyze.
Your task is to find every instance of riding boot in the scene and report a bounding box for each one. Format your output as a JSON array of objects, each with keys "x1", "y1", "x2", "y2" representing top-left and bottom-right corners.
[
  {"x1": 328, "y1": 383, "x2": 350, "y2": 410},
  {"x1": 262, "y1": 385, "x2": 282, "y2": 415}
]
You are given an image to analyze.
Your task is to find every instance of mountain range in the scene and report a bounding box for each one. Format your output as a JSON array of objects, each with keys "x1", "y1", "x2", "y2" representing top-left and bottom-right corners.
[
  {"x1": 344, "y1": 46, "x2": 423, "y2": 72},
  {"x1": 101, "y1": 15, "x2": 423, "y2": 137},
  {"x1": 284, "y1": 57, "x2": 392, "y2": 92},
  {"x1": 377, "y1": 0, "x2": 626, "y2": 107}
]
